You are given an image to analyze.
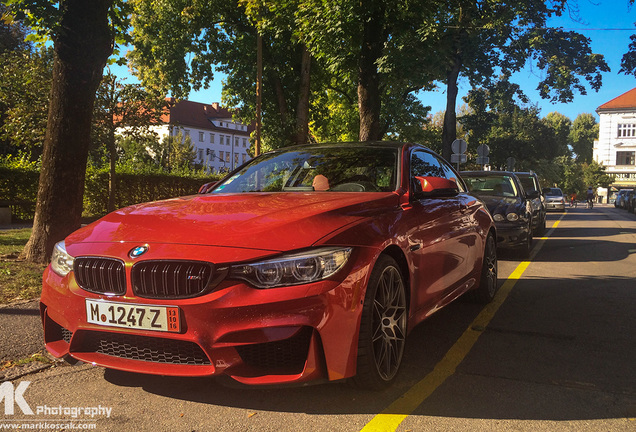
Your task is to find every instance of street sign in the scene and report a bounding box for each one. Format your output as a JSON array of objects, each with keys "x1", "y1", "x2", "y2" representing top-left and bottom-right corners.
[
  {"x1": 476, "y1": 156, "x2": 490, "y2": 165},
  {"x1": 477, "y1": 144, "x2": 490, "y2": 157},
  {"x1": 451, "y1": 139, "x2": 467, "y2": 154},
  {"x1": 451, "y1": 154, "x2": 467, "y2": 163}
]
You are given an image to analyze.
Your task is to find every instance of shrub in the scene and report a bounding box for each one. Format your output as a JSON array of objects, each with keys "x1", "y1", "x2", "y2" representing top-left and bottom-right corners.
[
  {"x1": 0, "y1": 154, "x2": 40, "y2": 221},
  {"x1": 83, "y1": 165, "x2": 223, "y2": 218},
  {"x1": 1, "y1": 157, "x2": 224, "y2": 221}
]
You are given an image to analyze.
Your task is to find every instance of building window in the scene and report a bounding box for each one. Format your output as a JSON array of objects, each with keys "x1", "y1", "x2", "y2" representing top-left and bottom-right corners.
[
  {"x1": 198, "y1": 149, "x2": 204, "y2": 160},
  {"x1": 225, "y1": 152, "x2": 230, "y2": 163},
  {"x1": 242, "y1": 138, "x2": 247, "y2": 147},
  {"x1": 184, "y1": 129, "x2": 190, "y2": 138},
  {"x1": 226, "y1": 136, "x2": 230, "y2": 146},
  {"x1": 199, "y1": 132, "x2": 204, "y2": 141},
  {"x1": 219, "y1": 151, "x2": 224, "y2": 160},
  {"x1": 235, "y1": 154, "x2": 239, "y2": 164},
  {"x1": 617, "y1": 124, "x2": 636, "y2": 138},
  {"x1": 616, "y1": 151, "x2": 635, "y2": 165},
  {"x1": 235, "y1": 138, "x2": 239, "y2": 147},
  {"x1": 242, "y1": 154, "x2": 246, "y2": 163},
  {"x1": 210, "y1": 133, "x2": 215, "y2": 143}
]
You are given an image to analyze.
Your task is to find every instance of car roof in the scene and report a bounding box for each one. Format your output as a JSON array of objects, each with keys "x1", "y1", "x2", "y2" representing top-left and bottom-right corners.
[
  {"x1": 461, "y1": 170, "x2": 519, "y2": 177},
  {"x1": 266, "y1": 141, "x2": 415, "y2": 153}
]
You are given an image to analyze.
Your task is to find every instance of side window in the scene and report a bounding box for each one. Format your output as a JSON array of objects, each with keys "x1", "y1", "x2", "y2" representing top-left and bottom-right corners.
[
  {"x1": 410, "y1": 150, "x2": 445, "y2": 179},
  {"x1": 436, "y1": 155, "x2": 465, "y2": 192}
]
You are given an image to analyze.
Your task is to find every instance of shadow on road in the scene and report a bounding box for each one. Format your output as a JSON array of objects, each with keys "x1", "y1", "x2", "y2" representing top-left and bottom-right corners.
[{"x1": 99, "y1": 274, "x2": 636, "y2": 422}]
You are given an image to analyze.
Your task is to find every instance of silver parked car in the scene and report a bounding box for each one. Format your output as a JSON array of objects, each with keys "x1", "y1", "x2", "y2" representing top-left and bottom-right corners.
[{"x1": 543, "y1": 187, "x2": 565, "y2": 211}]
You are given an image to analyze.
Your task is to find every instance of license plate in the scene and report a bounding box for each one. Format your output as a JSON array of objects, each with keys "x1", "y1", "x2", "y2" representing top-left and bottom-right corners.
[{"x1": 86, "y1": 300, "x2": 180, "y2": 333}]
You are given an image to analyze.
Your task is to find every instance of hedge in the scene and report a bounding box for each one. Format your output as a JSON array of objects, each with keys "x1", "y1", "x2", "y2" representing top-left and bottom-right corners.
[
  {"x1": 0, "y1": 166, "x2": 40, "y2": 221},
  {"x1": 0, "y1": 164, "x2": 223, "y2": 222}
]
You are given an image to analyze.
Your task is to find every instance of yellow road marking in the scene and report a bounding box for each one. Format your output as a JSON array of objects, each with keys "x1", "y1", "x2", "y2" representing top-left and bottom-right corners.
[{"x1": 360, "y1": 214, "x2": 566, "y2": 432}]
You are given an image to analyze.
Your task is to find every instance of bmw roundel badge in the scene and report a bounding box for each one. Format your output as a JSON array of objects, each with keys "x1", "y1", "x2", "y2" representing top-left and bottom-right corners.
[{"x1": 129, "y1": 245, "x2": 149, "y2": 258}]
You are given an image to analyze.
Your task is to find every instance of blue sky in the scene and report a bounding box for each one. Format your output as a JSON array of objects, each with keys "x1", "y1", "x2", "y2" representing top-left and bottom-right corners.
[{"x1": 122, "y1": 1, "x2": 636, "y2": 122}]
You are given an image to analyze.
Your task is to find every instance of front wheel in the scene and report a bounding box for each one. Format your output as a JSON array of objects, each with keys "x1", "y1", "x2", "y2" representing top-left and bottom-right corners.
[
  {"x1": 518, "y1": 222, "x2": 533, "y2": 258},
  {"x1": 468, "y1": 233, "x2": 498, "y2": 303},
  {"x1": 353, "y1": 255, "x2": 407, "y2": 389}
]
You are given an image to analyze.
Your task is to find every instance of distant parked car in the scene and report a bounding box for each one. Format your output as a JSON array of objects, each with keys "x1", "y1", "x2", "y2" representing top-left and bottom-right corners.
[
  {"x1": 615, "y1": 190, "x2": 628, "y2": 209},
  {"x1": 515, "y1": 171, "x2": 546, "y2": 236},
  {"x1": 462, "y1": 171, "x2": 533, "y2": 256},
  {"x1": 626, "y1": 189, "x2": 636, "y2": 213},
  {"x1": 543, "y1": 187, "x2": 566, "y2": 212}
]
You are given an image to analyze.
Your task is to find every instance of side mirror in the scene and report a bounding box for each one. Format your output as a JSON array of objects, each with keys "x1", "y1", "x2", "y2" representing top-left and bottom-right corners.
[
  {"x1": 413, "y1": 176, "x2": 459, "y2": 198},
  {"x1": 526, "y1": 190, "x2": 539, "y2": 199}
]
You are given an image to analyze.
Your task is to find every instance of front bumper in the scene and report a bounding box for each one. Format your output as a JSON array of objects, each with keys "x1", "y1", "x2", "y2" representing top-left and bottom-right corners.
[
  {"x1": 40, "y1": 247, "x2": 377, "y2": 386},
  {"x1": 545, "y1": 200, "x2": 565, "y2": 211},
  {"x1": 494, "y1": 223, "x2": 530, "y2": 249}
]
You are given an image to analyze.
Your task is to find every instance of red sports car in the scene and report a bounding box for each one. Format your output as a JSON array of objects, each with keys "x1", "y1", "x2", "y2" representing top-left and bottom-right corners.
[{"x1": 41, "y1": 142, "x2": 497, "y2": 389}]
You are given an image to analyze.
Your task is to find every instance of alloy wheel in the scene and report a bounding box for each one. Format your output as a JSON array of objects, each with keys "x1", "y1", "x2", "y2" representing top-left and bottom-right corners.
[{"x1": 371, "y1": 266, "x2": 407, "y2": 381}]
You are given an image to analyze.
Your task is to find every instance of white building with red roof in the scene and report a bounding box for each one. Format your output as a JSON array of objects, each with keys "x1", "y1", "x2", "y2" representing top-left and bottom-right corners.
[
  {"x1": 156, "y1": 99, "x2": 253, "y2": 172},
  {"x1": 595, "y1": 88, "x2": 636, "y2": 189}
]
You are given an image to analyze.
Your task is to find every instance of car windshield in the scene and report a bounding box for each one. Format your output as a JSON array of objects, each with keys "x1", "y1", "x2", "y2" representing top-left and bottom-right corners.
[
  {"x1": 210, "y1": 146, "x2": 399, "y2": 193},
  {"x1": 463, "y1": 175, "x2": 519, "y2": 197},
  {"x1": 546, "y1": 188, "x2": 563, "y2": 197}
]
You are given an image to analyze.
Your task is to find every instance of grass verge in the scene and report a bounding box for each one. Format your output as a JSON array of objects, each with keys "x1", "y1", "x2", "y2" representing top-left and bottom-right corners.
[
  {"x1": 0, "y1": 228, "x2": 46, "y2": 304},
  {"x1": 0, "y1": 353, "x2": 52, "y2": 372}
]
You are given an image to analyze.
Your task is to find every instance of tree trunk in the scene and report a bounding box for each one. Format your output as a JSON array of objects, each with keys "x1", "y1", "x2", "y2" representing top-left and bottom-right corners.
[
  {"x1": 357, "y1": 0, "x2": 385, "y2": 142},
  {"x1": 442, "y1": 57, "x2": 461, "y2": 162},
  {"x1": 294, "y1": 45, "x2": 311, "y2": 145},
  {"x1": 107, "y1": 118, "x2": 117, "y2": 213},
  {"x1": 21, "y1": 0, "x2": 113, "y2": 264},
  {"x1": 262, "y1": 42, "x2": 288, "y2": 130}
]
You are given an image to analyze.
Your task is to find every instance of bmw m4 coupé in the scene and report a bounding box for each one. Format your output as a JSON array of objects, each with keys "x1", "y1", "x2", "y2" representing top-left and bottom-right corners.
[{"x1": 41, "y1": 142, "x2": 497, "y2": 389}]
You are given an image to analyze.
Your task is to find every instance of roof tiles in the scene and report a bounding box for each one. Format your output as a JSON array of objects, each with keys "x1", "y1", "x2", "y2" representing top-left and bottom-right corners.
[{"x1": 597, "y1": 87, "x2": 636, "y2": 111}]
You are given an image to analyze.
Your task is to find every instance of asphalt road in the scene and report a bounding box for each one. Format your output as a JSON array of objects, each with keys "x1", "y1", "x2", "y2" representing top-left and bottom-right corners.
[
  {"x1": 1, "y1": 204, "x2": 635, "y2": 431},
  {"x1": 0, "y1": 300, "x2": 42, "y2": 362}
]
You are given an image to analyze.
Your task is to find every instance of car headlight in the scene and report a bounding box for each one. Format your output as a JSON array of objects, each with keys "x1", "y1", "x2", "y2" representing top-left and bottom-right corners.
[
  {"x1": 229, "y1": 247, "x2": 352, "y2": 289},
  {"x1": 506, "y1": 213, "x2": 520, "y2": 222},
  {"x1": 493, "y1": 214, "x2": 504, "y2": 222},
  {"x1": 50, "y1": 240, "x2": 75, "y2": 277}
]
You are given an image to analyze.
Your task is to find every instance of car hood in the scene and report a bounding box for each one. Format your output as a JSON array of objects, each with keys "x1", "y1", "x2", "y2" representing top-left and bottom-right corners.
[
  {"x1": 475, "y1": 194, "x2": 524, "y2": 215},
  {"x1": 67, "y1": 192, "x2": 400, "y2": 252}
]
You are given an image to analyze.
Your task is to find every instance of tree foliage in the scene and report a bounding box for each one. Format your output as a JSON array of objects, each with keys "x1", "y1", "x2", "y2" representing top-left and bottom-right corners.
[
  {"x1": 129, "y1": 0, "x2": 437, "y2": 146},
  {"x1": 428, "y1": 1, "x2": 608, "y2": 160},
  {"x1": 5, "y1": 0, "x2": 131, "y2": 264},
  {"x1": 569, "y1": 113, "x2": 597, "y2": 164},
  {"x1": 0, "y1": 46, "x2": 53, "y2": 158},
  {"x1": 0, "y1": 3, "x2": 31, "y2": 52},
  {"x1": 461, "y1": 78, "x2": 568, "y2": 170}
]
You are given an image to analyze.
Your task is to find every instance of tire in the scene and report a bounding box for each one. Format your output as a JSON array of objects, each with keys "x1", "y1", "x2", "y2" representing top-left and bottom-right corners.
[
  {"x1": 518, "y1": 222, "x2": 533, "y2": 258},
  {"x1": 353, "y1": 255, "x2": 407, "y2": 390},
  {"x1": 468, "y1": 233, "x2": 498, "y2": 304},
  {"x1": 534, "y1": 216, "x2": 546, "y2": 236}
]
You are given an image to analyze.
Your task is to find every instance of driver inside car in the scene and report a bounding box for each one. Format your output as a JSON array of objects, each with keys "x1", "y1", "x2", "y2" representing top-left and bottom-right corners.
[{"x1": 312, "y1": 174, "x2": 330, "y2": 191}]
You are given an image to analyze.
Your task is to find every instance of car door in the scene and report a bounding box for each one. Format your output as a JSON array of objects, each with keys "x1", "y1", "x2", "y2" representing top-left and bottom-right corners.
[
  {"x1": 438, "y1": 155, "x2": 483, "y2": 277},
  {"x1": 403, "y1": 149, "x2": 468, "y2": 315}
]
